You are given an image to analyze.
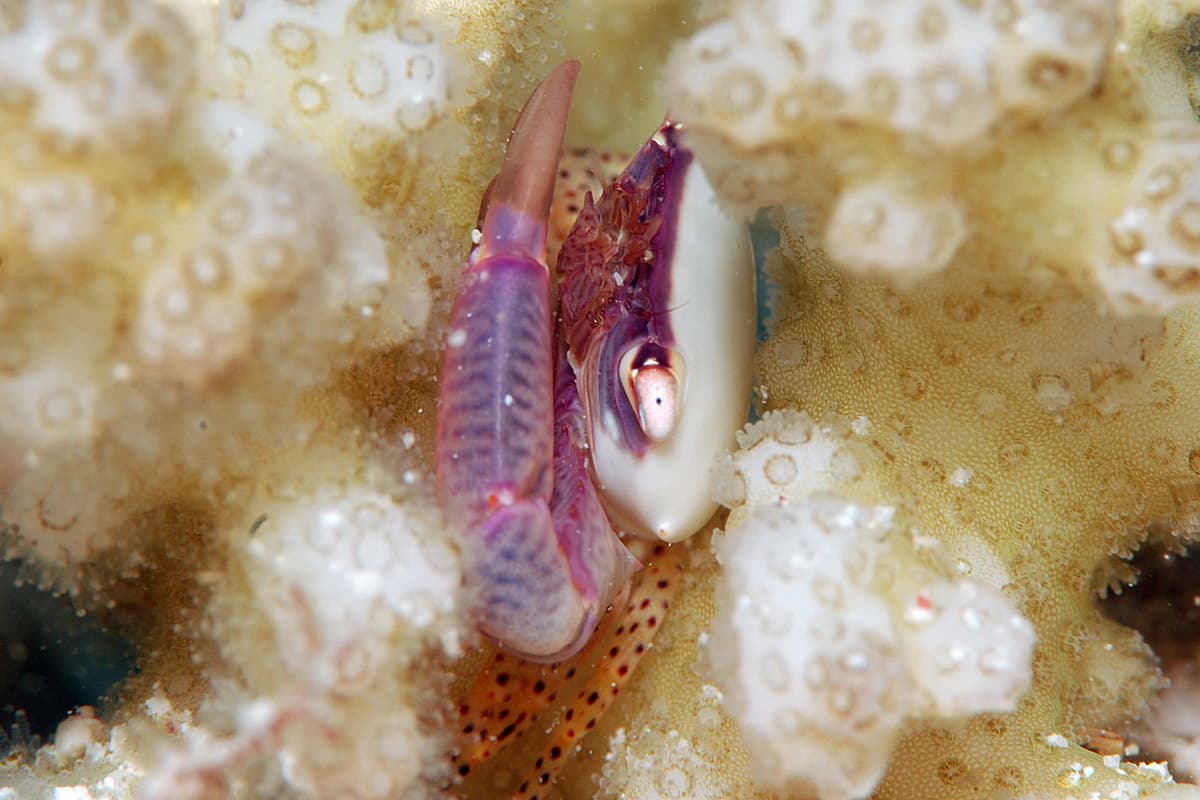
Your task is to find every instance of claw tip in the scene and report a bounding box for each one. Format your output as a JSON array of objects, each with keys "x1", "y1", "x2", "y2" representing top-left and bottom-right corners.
[{"x1": 478, "y1": 60, "x2": 581, "y2": 264}]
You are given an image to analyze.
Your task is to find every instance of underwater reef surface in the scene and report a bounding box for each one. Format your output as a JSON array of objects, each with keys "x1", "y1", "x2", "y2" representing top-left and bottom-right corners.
[{"x1": 4, "y1": 1, "x2": 1200, "y2": 799}]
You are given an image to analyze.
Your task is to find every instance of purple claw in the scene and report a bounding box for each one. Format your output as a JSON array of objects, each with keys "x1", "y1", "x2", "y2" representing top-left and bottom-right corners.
[
  {"x1": 474, "y1": 60, "x2": 580, "y2": 267},
  {"x1": 435, "y1": 62, "x2": 640, "y2": 661}
]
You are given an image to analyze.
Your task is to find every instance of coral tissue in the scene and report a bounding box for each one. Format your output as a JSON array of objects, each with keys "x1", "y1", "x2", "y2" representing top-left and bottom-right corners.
[{"x1": 5, "y1": 1, "x2": 1200, "y2": 800}]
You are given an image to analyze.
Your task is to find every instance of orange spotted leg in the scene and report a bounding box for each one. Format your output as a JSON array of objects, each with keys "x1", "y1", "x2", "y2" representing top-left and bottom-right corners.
[
  {"x1": 451, "y1": 584, "x2": 629, "y2": 772},
  {"x1": 514, "y1": 543, "x2": 685, "y2": 800}
]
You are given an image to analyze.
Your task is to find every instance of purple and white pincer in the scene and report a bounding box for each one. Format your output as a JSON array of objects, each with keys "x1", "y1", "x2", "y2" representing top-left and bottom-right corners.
[{"x1": 435, "y1": 61, "x2": 755, "y2": 662}]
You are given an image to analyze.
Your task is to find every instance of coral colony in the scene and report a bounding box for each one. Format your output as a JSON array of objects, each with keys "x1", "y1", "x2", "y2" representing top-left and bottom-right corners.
[{"x1": 2, "y1": 1, "x2": 1200, "y2": 800}]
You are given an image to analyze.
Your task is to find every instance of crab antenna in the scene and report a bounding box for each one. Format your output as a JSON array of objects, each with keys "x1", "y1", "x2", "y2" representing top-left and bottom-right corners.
[{"x1": 476, "y1": 59, "x2": 580, "y2": 265}]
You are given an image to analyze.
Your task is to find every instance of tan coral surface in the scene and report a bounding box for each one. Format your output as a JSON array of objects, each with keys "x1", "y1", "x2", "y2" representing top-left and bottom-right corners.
[{"x1": 5, "y1": 0, "x2": 1200, "y2": 799}]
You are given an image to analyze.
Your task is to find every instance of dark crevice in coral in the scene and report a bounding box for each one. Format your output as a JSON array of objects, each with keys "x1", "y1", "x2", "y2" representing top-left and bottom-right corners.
[
  {"x1": 0, "y1": 560, "x2": 135, "y2": 750},
  {"x1": 1102, "y1": 540, "x2": 1200, "y2": 663}
]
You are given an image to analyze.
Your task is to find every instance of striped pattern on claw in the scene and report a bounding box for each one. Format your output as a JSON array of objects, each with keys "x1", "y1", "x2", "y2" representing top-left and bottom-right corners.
[{"x1": 435, "y1": 60, "x2": 639, "y2": 663}]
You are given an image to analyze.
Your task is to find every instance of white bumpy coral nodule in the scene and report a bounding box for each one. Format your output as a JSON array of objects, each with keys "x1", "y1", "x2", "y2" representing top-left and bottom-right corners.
[
  {"x1": 149, "y1": 472, "x2": 471, "y2": 800},
  {"x1": 668, "y1": 0, "x2": 1118, "y2": 157},
  {"x1": 217, "y1": 0, "x2": 459, "y2": 144},
  {"x1": 1093, "y1": 123, "x2": 1200, "y2": 314},
  {"x1": 135, "y1": 117, "x2": 394, "y2": 387},
  {"x1": 600, "y1": 725, "x2": 736, "y2": 800},
  {"x1": 896, "y1": 579, "x2": 1035, "y2": 717},
  {"x1": 710, "y1": 498, "x2": 912, "y2": 800},
  {"x1": 238, "y1": 482, "x2": 465, "y2": 687},
  {"x1": 825, "y1": 176, "x2": 967, "y2": 285},
  {"x1": 0, "y1": 101, "x2": 409, "y2": 576},
  {"x1": 0, "y1": 0, "x2": 193, "y2": 152},
  {"x1": 708, "y1": 410, "x2": 1036, "y2": 800},
  {"x1": 685, "y1": 0, "x2": 1116, "y2": 148},
  {"x1": 660, "y1": 0, "x2": 1200, "y2": 314},
  {"x1": 710, "y1": 492, "x2": 1037, "y2": 800}
]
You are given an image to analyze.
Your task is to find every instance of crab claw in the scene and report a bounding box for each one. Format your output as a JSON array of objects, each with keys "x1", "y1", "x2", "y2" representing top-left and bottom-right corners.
[
  {"x1": 473, "y1": 59, "x2": 580, "y2": 268},
  {"x1": 436, "y1": 61, "x2": 640, "y2": 662},
  {"x1": 556, "y1": 123, "x2": 756, "y2": 543}
]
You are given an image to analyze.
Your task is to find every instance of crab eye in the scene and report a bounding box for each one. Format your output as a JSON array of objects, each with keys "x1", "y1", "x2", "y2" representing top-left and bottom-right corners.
[
  {"x1": 632, "y1": 363, "x2": 676, "y2": 441},
  {"x1": 619, "y1": 348, "x2": 683, "y2": 443}
]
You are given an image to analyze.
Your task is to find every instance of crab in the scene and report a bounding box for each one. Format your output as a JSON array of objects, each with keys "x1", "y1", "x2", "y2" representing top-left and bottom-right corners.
[{"x1": 434, "y1": 61, "x2": 755, "y2": 797}]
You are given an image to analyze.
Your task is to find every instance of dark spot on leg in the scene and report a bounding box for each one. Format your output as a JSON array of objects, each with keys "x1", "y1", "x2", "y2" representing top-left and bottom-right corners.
[
  {"x1": 458, "y1": 764, "x2": 470, "y2": 777},
  {"x1": 587, "y1": 691, "x2": 599, "y2": 705},
  {"x1": 550, "y1": 746, "x2": 562, "y2": 760}
]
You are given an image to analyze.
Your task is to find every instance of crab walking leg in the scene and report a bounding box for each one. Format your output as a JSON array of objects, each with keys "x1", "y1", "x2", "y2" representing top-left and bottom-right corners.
[
  {"x1": 452, "y1": 587, "x2": 629, "y2": 771},
  {"x1": 514, "y1": 543, "x2": 685, "y2": 800},
  {"x1": 454, "y1": 652, "x2": 560, "y2": 770},
  {"x1": 436, "y1": 61, "x2": 637, "y2": 662}
]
